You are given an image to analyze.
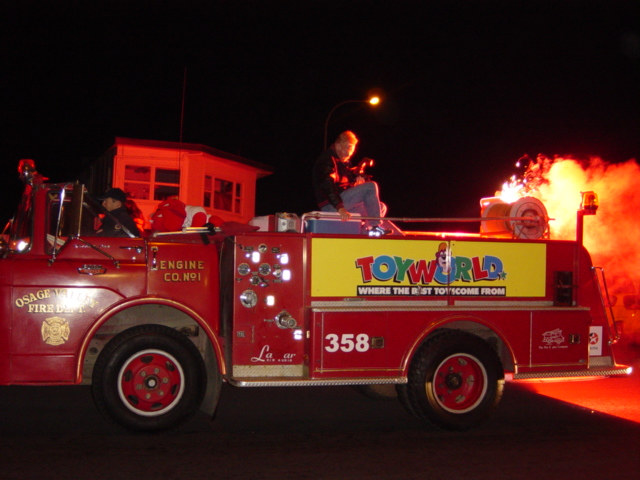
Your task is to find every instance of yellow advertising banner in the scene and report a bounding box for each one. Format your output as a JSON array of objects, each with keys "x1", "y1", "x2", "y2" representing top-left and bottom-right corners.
[{"x1": 310, "y1": 238, "x2": 546, "y2": 298}]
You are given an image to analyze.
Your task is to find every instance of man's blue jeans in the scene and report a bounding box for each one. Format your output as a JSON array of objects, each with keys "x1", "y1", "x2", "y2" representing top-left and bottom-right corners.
[{"x1": 320, "y1": 181, "x2": 382, "y2": 226}]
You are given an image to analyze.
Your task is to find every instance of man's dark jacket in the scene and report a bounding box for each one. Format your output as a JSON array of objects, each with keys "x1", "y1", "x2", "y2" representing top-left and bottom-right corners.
[
  {"x1": 98, "y1": 207, "x2": 140, "y2": 237},
  {"x1": 312, "y1": 147, "x2": 357, "y2": 210}
]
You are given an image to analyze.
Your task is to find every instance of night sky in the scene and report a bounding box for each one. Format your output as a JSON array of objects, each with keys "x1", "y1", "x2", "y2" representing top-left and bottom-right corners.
[{"x1": 2, "y1": 0, "x2": 639, "y2": 224}]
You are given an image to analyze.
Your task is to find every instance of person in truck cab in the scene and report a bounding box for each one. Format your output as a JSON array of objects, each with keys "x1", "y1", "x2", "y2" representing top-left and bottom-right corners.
[
  {"x1": 96, "y1": 188, "x2": 141, "y2": 237},
  {"x1": 312, "y1": 130, "x2": 388, "y2": 236}
]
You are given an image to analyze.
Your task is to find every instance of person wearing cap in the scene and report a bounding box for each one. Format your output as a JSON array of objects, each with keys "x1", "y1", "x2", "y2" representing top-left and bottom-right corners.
[{"x1": 96, "y1": 188, "x2": 141, "y2": 237}]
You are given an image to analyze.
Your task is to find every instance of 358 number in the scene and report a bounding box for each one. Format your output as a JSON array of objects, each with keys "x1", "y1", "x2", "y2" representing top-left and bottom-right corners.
[{"x1": 324, "y1": 333, "x2": 370, "y2": 353}]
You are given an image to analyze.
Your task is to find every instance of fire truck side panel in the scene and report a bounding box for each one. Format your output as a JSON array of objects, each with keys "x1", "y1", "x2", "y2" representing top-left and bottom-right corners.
[
  {"x1": 307, "y1": 235, "x2": 546, "y2": 380},
  {"x1": 146, "y1": 239, "x2": 221, "y2": 335},
  {"x1": 230, "y1": 233, "x2": 308, "y2": 378},
  {"x1": 310, "y1": 307, "x2": 591, "y2": 378},
  {"x1": 8, "y1": 236, "x2": 147, "y2": 383},
  {"x1": 540, "y1": 242, "x2": 620, "y2": 366},
  {"x1": 305, "y1": 235, "x2": 616, "y2": 380}
]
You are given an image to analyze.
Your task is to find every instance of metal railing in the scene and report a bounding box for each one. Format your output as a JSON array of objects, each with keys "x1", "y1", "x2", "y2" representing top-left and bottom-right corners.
[
  {"x1": 300, "y1": 211, "x2": 551, "y2": 237},
  {"x1": 592, "y1": 266, "x2": 621, "y2": 344}
]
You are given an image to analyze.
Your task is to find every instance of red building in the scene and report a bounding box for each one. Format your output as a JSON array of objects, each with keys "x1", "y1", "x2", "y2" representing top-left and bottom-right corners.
[{"x1": 86, "y1": 137, "x2": 273, "y2": 228}]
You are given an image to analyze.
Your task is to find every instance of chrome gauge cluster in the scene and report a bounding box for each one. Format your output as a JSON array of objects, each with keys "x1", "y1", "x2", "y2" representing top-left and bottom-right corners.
[{"x1": 236, "y1": 242, "x2": 293, "y2": 309}]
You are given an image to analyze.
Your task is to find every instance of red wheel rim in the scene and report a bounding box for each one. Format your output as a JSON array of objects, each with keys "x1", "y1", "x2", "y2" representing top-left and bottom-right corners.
[
  {"x1": 117, "y1": 349, "x2": 185, "y2": 416},
  {"x1": 431, "y1": 353, "x2": 488, "y2": 413}
]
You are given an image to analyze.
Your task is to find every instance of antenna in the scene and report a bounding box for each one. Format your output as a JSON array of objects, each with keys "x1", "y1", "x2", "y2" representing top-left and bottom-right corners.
[{"x1": 180, "y1": 66, "x2": 187, "y2": 144}]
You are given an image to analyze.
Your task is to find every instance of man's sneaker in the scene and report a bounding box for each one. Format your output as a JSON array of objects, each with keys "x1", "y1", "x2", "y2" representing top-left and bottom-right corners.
[{"x1": 367, "y1": 225, "x2": 390, "y2": 237}]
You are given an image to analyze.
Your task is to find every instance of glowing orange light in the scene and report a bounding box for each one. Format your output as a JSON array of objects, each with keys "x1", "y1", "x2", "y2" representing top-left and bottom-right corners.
[
  {"x1": 580, "y1": 190, "x2": 598, "y2": 214},
  {"x1": 368, "y1": 96, "x2": 380, "y2": 106},
  {"x1": 520, "y1": 365, "x2": 640, "y2": 424}
]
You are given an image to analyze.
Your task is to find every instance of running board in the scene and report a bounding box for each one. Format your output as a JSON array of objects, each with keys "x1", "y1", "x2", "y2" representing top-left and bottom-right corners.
[
  {"x1": 228, "y1": 376, "x2": 407, "y2": 387},
  {"x1": 513, "y1": 365, "x2": 632, "y2": 380}
]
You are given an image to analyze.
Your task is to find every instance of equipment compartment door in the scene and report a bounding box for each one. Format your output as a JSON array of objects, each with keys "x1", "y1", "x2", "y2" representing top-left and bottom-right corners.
[
  {"x1": 311, "y1": 310, "x2": 399, "y2": 378},
  {"x1": 530, "y1": 309, "x2": 590, "y2": 368},
  {"x1": 230, "y1": 234, "x2": 307, "y2": 378}
]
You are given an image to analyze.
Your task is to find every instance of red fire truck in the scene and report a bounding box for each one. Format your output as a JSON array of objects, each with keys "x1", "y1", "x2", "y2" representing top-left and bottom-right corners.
[{"x1": 0, "y1": 160, "x2": 630, "y2": 431}]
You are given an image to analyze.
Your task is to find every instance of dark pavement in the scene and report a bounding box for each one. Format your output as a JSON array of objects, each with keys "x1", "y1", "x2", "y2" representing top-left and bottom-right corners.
[{"x1": 1, "y1": 344, "x2": 638, "y2": 480}]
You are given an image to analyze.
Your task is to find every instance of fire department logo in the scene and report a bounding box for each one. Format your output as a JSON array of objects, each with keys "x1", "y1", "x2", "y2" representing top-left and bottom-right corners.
[
  {"x1": 542, "y1": 328, "x2": 565, "y2": 345},
  {"x1": 41, "y1": 316, "x2": 70, "y2": 346}
]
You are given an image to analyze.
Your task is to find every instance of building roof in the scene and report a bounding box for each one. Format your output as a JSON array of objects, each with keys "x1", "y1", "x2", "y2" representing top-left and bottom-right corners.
[{"x1": 114, "y1": 137, "x2": 274, "y2": 178}]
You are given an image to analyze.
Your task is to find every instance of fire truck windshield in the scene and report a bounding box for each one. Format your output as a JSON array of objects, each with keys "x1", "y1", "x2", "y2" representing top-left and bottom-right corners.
[{"x1": 45, "y1": 184, "x2": 106, "y2": 253}]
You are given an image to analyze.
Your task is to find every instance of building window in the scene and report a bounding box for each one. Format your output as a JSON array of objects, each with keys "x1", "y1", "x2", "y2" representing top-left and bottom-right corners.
[
  {"x1": 124, "y1": 165, "x2": 180, "y2": 201},
  {"x1": 154, "y1": 168, "x2": 180, "y2": 200},
  {"x1": 124, "y1": 165, "x2": 150, "y2": 200},
  {"x1": 204, "y1": 175, "x2": 213, "y2": 208},
  {"x1": 204, "y1": 175, "x2": 242, "y2": 214},
  {"x1": 235, "y1": 183, "x2": 242, "y2": 213},
  {"x1": 215, "y1": 179, "x2": 233, "y2": 211}
]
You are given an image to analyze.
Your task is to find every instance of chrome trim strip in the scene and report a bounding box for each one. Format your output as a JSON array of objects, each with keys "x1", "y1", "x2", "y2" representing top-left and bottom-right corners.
[
  {"x1": 311, "y1": 299, "x2": 589, "y2": 311},
  {"x1": 229, "y1": 376, "x2": 407, "y2": 388},
  {"x1": 454, "y1": 300, "x2": 554, "y2": 307},
  {"x1": 513, "y1": 366, "x2": 631, "y2": 379},
  {"x1": 233, "y1": 364, "x2": 304, "y2": 377},
  {"x1": 311, "y1": 300, "x2": 448, "y2": 309}
]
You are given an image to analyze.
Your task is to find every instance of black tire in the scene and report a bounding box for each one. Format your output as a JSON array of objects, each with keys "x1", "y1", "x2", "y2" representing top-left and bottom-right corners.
[
  {"x1": 404, "y1": 330, "x2": 504, "y2": 431},
  {"x1": 396, "y1": 383, "x2": 420, "y2": 417},
  {"x1": 92, "y1": 324, "x2": 206, "y2": 432}
]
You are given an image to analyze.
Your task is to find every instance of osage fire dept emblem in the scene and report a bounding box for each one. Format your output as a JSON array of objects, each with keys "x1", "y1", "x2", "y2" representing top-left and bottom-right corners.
[{"x1": 41, "y1": 316, "x2": 70, "y2": 346}]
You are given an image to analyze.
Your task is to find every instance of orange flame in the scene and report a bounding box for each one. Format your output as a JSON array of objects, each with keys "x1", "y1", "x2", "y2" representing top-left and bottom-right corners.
[{"x1": 496, "y1": 155, "x2": 640, "y2": 344}]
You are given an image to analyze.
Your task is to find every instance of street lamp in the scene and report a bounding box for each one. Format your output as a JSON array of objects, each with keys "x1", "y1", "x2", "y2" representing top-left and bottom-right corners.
[{"x1": 323, "y1": 96, "x2": 381, "y2": 150}]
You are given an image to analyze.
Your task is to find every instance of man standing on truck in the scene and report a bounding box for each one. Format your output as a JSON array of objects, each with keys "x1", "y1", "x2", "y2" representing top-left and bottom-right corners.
[
  {"x1": 312, "y1": 130, "x2": 387, "y2": 235},
  {"x1": 97, "y1": 188, "x2": 141, "y2": 237}
]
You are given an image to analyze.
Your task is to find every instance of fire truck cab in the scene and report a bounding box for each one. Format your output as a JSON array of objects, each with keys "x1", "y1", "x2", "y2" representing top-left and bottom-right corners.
[{"x1": 0, "y1": 160, "x2": 631, "y2": 432}]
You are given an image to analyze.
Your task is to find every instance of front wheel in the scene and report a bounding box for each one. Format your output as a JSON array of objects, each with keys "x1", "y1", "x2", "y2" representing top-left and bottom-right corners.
[
  {"x1": 403, "y1": 331, "x2": 504, "y2": 430},
  {"x1": 92, "y1": 324, "x2": 206, "y2": 432}
]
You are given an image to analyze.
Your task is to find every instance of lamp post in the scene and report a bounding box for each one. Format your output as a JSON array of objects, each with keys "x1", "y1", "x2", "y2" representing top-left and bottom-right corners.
[{"x1": 323, "y1": 96, "x2": 380, "y2": 150}]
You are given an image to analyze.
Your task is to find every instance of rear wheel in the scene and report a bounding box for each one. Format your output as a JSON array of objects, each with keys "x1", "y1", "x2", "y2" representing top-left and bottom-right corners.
[
  {"x1": 92, "y1": 324, "x2": 206, "y2": 432},
  {"x1": 404, "y1": 331, "x2": 503, "y2": 430}
]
